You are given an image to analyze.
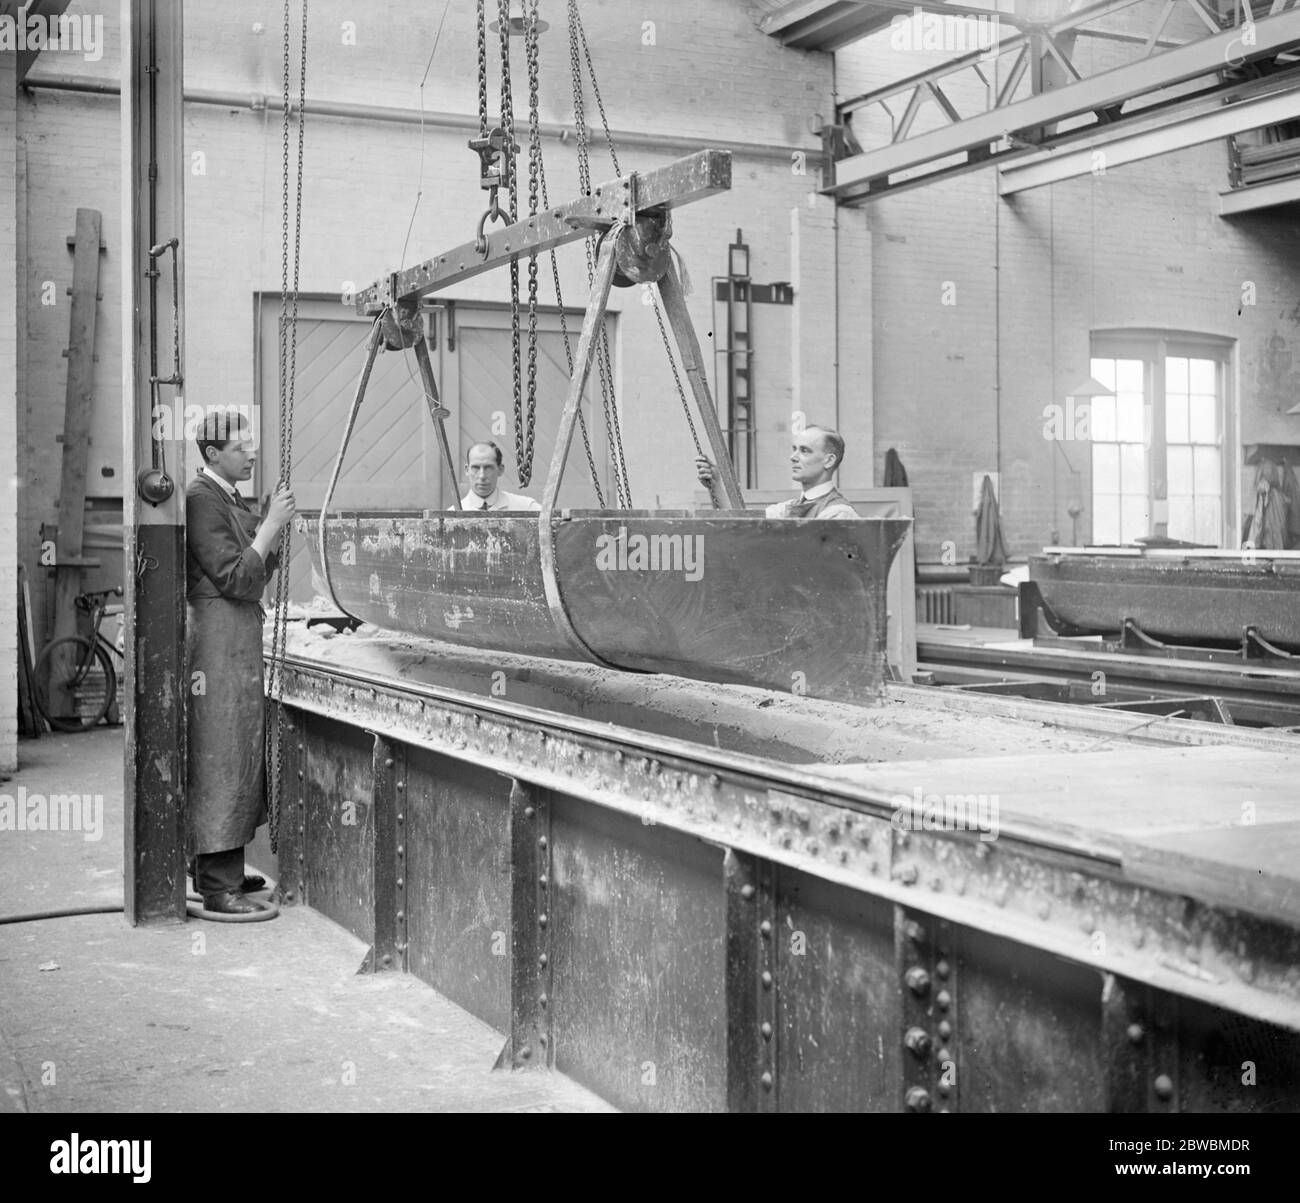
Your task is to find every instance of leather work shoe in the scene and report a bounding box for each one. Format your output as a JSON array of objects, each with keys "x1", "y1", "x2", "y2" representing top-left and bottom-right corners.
[
  {"x1": 241, "y1": 874, "x2": 267, "y2": 893},
  {"x1": 203, "y1": 891, "x2": 263, "y2": 915}
]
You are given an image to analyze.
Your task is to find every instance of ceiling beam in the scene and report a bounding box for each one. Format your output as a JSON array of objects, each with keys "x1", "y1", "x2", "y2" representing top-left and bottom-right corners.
[
  {"x1": 999, "y1": 81, "x2": 1300, "y2": 193},
  {"x1": 827, "y1": 10, "x2": 1300, "y2": 197},
  {"x1": 1219, "y1": 173, "x2": 1300, "y2": 214}
]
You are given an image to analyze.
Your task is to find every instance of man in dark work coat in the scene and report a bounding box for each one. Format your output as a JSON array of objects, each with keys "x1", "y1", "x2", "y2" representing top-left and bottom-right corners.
[{"x1": 186, "y1": 413, "x2": 296, "y2": 914}]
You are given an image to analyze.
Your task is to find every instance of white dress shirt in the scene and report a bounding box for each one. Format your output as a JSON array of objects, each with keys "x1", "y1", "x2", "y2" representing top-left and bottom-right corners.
[
  {"x1": 765, "y1": 479, "x2": 857, "y2": 520},
  {"x1": 459, "y1": 487, "x2": 542, "y2": 512},
  {"x1": 201, "y1": 465, "x2": 244, "y2": 505}
]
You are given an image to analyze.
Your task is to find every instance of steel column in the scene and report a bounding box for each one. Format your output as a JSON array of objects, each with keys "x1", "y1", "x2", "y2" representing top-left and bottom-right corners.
[{"x1": 122, "y1": 0, "x2": 187, "y2": 925}]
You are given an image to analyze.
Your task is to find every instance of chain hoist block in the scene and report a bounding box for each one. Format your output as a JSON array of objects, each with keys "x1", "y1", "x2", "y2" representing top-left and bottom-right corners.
[
  {"x1": 609, "y1": 208, "x2": 673, "y2": 288},
  {"x1": 380, "y1": 302, "x2": 422, "y2": 352},
  {"x1": 468, "y1": 127, "x2": 518, "y2": 193}
]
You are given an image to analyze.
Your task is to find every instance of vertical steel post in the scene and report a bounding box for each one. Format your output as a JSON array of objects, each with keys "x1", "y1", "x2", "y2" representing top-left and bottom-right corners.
[{"x1": 122, "y1": 0, "x2": 187, "y2": 924}]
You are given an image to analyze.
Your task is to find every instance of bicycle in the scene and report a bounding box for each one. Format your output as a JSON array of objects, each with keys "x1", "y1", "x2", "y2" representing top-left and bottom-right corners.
[{"x1": 34, "y1": 587, "x2": 125, "y2": 733}]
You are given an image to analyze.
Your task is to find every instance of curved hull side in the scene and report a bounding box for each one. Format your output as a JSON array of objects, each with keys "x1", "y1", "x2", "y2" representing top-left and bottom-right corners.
[
  {"x1": 303, "y1": 514, "x2": 912, "y2": 700},
  {"x1": 553, "y1": 516, "x2": 911, "y2": 701}
]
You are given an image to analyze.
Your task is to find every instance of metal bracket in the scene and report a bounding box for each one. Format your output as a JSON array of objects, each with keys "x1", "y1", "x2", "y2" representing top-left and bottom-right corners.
[{"x1": 467, "y1": 126, "x2": 517, "y2": 193}]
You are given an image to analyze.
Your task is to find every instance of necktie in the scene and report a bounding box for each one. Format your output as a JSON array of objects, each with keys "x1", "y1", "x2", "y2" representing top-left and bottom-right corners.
[
  {"x1": 232, "y1": 490, "x2": 249, "y2": 511},
  {"x1": 786, "y1": 494, "x2": 817, "y2": 518},
  {"x1": 481, "y1": 498, "x2": 490, "y2": 510}
]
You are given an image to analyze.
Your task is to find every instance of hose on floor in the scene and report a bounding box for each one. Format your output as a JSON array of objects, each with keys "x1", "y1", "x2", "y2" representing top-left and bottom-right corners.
[{"x1": 0, "y1": 883, "x2": 282, "y2": 926}]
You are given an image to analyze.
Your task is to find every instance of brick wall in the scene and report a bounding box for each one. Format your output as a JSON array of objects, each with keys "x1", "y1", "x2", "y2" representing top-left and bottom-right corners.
[{"x1": 1, "y1": 45, "x2": 16, "y2": 770}]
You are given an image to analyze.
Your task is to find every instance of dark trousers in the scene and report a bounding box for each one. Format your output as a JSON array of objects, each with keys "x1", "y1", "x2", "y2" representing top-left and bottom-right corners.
[{"x1": 195, "y1": 847, "x2": 245, "y2": 896}]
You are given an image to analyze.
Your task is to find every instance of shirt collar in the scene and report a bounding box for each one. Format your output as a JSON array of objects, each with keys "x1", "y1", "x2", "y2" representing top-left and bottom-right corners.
[
  {"x1": 801, "y1": 480, "x2": 836, "y2": 501},
  {"x1": 201, "y1": 465, "x2": 240, "y2": 500},
  {"x1": 464, "y1": 488, "x2": 500, "y2": 509}
]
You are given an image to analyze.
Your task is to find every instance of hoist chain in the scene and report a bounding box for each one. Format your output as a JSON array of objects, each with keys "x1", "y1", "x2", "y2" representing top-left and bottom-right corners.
[
  {"x1": 497, "y1": 0, "x2": 524, "y2": 488},
  {"x1": 269, "y1": 0, "x2": 307, "y2": 857},
  {"x1": 654, "y1": 297, "x2": 703, "y2": 456},
  {"x1": 573, "y1": 0, "x2": 702, "y2": 498},
  {"x1": 475, "y1": 0, "x2": 488, "y2": 138},
  {"x1": 519, "y1": 0, "x2": 541, "y2": 487},
  {"x1": 568, "y1": 0, "x2": 631, "y2": 508},
  {"x1": 575, "y1": 9, "x2": 620, "y2": 177},
  {"x1": 537, "y1": 154, "x2": 605, "y2": 507}
]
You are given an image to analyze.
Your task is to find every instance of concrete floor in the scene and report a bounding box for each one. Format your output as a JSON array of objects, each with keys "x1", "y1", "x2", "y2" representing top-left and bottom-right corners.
[{"x1": 0, "y1": 728, "x2": 614, "y2": 1113}]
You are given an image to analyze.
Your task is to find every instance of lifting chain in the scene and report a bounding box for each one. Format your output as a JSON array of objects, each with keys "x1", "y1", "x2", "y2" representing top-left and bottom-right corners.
[
  {"x1": 268, "y1": 0, "x2": 307, "y2": 857},
  {"x1": 518, "y1": 0, "x2": 541, "y2": 487},
  {"x1": 537, "y1": 152, "x2": 606, "y2": 507},
  {"x1": 570, "y1": 0, "x2": 708, "y2": 499},
  {"x1": 476, "y1": 0, "x2": 488, "y2": 138},
  {"x1": 568, "y1": 0, "x2": 632, "y2": 508},
  {"x1": 496, "y1": 0, "x2": 525, "y2": 492}
]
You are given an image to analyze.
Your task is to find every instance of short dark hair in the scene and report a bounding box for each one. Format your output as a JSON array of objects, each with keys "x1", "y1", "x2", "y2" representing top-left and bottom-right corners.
[
  {"x1": 805, "y1": 425, "x2": 846, "y2": 471},
  {"x1": 196, "y1": 409, "x2": 251, "y2": 465},
  {"x1": 466, "y1": 440, "x2": 504, "y2": 468}
]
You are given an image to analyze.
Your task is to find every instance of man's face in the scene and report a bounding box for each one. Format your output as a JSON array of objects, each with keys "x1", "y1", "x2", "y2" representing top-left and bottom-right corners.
[
  {"x1": 466, "y1": 445, "x2": 502, "y2": 498},
  {"x1": 790, "y1": 428, "x2": 835, "y2": 487},
  {"x1": 208, "y1": 437, "x2": 256, "y2": 483}
]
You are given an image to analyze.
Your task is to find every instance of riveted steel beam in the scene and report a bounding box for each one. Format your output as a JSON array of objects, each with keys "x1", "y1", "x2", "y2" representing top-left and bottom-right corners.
[{"x1": 274, "y1": 655, "x2": 1300, "y2": 1033}]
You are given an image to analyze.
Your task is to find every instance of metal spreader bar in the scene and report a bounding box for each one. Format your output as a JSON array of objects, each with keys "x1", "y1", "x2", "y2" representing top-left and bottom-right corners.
[{"x1": 354, "y1": 149, "x2": 732, "y2": 314}]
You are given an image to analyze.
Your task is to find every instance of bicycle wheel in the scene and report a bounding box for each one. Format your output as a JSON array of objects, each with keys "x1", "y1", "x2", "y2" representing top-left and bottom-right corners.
[{"x1": 34, "y1": 636, "x2": 116, "y2": 733}]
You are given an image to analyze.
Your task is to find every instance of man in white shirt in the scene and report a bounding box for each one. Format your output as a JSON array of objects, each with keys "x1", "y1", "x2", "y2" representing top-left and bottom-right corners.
[
  {"x1": 459, "y1": 441, "x2": 542, "y2": 511},
  {"x1": 695, "y1": 425, "x2": 858, "y2": 519}
]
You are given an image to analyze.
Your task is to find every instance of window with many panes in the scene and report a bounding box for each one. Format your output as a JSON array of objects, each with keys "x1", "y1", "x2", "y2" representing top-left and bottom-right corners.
[{"x1": 1089, "y1": 334, "x2": 1232, "y2": 547}]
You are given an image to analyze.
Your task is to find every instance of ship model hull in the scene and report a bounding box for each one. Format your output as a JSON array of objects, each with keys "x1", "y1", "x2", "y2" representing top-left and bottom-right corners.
[
  {"x1": 1030, "y1": 550, "x2": 1300, "y2": 649},
  {"x1": 302, "y1": 512, "x2": 911, "y2": 703}
]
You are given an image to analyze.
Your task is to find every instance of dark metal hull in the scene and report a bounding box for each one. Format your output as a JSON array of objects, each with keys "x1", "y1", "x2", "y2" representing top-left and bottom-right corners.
[
  {"x1": 1030, "y1": 551, "x2": 1300, "y2": 648},
  {"x1": 301, "y1": 512, "x2": 910, "y2": 703}
]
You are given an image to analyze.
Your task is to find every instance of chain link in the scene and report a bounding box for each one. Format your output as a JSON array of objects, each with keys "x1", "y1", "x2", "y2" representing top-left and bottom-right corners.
[
  {"x1": 496, "y1": 0, "x2": 524, "y2": 487},
  {"x1": 654, "y1": 296, "x2": 703, "y2": 456},
  {"x1": 575, "y1": 9, "x2": 620, "y2": 177},
  {"x1": 537, "y1": 154, "x2": 605, "y2": 507},
  {"x1": 520, "y1": 0, "x2": 541, "y2": 487},
  {"x1": 568, "y1": 0, "x2": 631, "y2": 507},
  {"x1": 268, "y1": 0, "x2": 307, "y2": 857},
  {"x1": 573, "y1": 0, "x2": 707, "y2": 498},
  {"x1": 476, "y1": 0, "x2": 488, "y2": 138}
]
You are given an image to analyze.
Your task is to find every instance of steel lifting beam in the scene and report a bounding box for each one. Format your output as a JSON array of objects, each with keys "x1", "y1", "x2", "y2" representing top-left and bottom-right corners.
[{"x1": 353, "y1": 149, "x2": 732, "y2": 314}]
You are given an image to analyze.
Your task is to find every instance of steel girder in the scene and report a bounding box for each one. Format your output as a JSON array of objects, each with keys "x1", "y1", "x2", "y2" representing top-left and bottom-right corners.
[{"x1": 828, "y1": 2, "x2": 1300, "y2": 202}]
